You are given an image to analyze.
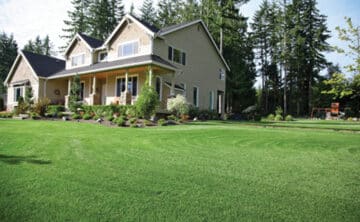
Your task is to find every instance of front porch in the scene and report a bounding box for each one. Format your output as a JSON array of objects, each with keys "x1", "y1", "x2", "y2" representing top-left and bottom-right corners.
[{"x1": 61, "y1": 64, "x2": 177, "y2": 110}]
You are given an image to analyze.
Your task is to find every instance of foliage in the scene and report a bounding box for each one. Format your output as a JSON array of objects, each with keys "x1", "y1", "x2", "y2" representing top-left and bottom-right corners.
[
  {"x1": 14, "y1": 97, "x2": 27, "y2": 115},
  {"x1": 167, "y1": 115, "x2": 177, "y2": 121},
  {"x1": 0, "y1": 112, "x2": 13, "y2": 118},
  {"x1": 274, "y1": 114, "x2": 283, "y2": 121},
  {"x1": 167, "y1": 94, "x2": 190, "y2": 117},
  {"x1": 267, "y1": 114, "x2": 275, "y2": 121},
  {"x1": 140, "y1": 0, "x2": 157, "y2": 26},
  {"x1": 72, "y1": 113, "x2": 81, "y2": 120},
  {"x1": 143, "y1": 119, "x2": 153, "y2": 126},
  {"x1": 198, "y1": 109, "x2": 218, "y2": 120},
  {"x1": 114, "y1": 116, "x2": 126, "y2": 127},
  {"x1": 33, "y1": 97, "x2": 51, "y2": 117},
  {"x1": 129, "y1": 117, "x2": 137, "y2": 124},
  {"x1": 242, "y1": 105, "x2": 261, "y2": 121},
  {"x1": 82, "y1": 113, "x2": 92, "y2": 120},
  {"x1": 188, "y1": 105, "x2": 199, "y2": 119},
  {"x1": 47, "y1": 105, "x2": 65, "y2": 116},
  {"x1": 275, "y1": 106, "x2": 283, "y2": 116},
  {"x1": 23, "y1": 35, "x2": 54, "y2": 56},
  {"x1": 69, "y1": 75, "x2": 82, "y2": 112},
  {"x1": 321, "y1": 73, "x2": 353, "y2": 99},
  {"x1": 157, "y1": 118, "x2": 166, "y2": 126},
  {"x1": 23, "y1": 86, "x2": 33, "y2": 105},
  {"x1": 135, "y1": 81, "x2": 159, "y2": 119},
  {"x1": 106, "y1": 115, "x2": 114, "y2": 122},
  {"x1": 30, "y1": 112, "x2": 40, "y2": 120},
  {"x1": 334, "y1": 17, "x2": 360, "y2": 76},
  {"x1": 0, "y1": 32, "x2": 18, "y2": 81},
  {"x1": 285, "y1": 115, "x2": 294, "y2": 121}
]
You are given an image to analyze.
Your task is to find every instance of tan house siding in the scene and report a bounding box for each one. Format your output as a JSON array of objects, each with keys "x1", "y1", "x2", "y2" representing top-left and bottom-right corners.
[
  {"x1": 107, "y1": 22, "x2": 152, "y2": 61},
  {"x1": 45, "y1": 79, "x2": 68, "y2": 104},
  {"x1": 6, "y1": 57, "x2": 39, "y2": 110},
  {"x1": 153, "y1": 23, "x2": 226, "y2": 111},
  {"x1": 66, "y1": 39, "x2": 92, "y2": 69}
]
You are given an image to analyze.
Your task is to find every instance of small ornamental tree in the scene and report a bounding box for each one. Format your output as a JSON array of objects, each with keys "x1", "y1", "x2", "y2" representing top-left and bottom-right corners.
[
  {"x1": 24, "y1": 86, "x2": 34, "y2": 105},
  {"x1": 167, "y1": 94, "x2": 190, "y2": 117},
  {"x1": 69, "y1": 74, "x2": 82, "y2": 112},
  {"x1": 135, "y1": 80, "x2": 159, "y2": 119}
]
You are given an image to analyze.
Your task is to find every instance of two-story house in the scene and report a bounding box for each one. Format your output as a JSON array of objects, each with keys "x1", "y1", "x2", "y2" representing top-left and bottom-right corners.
[{"x1": 4, "y1": 14, "x2": 229, "y2": 114}]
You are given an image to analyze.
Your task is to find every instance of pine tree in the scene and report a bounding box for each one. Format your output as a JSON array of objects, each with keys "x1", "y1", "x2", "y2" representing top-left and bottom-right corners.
[
  {"x1": 23, "y1": 35, "x2": 54, "y2": 56},
  {"x1": 157, "y1": 0, "x2": 181, "y2": 27},
  {"x1": 140, "y1": 0, "x2": 157, "y2": 25},
  {"x1": 0, "y1": 32, "x2": 18, "y2": 82},
  {"x1": 61, "y1": 0, "x2": 90, "y2": 51}
]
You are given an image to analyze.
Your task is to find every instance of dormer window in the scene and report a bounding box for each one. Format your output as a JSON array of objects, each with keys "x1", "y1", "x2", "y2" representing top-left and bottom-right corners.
[
  {"x1": 71, "y1": 54, "x2": 85, "y2": 67},
  {"x1": 99, "y1": 52, "x2": 108, "y2": 62},
  {"x1": 118, "y1": 41, "x2": 139, "y2": 57}
]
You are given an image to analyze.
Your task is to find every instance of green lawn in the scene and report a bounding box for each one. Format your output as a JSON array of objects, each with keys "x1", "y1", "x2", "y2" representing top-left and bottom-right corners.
[{"x1": 0, "y1": 120, "x2": 359, "y2": 221}]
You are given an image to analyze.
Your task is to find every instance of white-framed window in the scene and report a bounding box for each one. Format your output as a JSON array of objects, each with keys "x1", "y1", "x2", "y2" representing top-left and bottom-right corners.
[
  {"x1": 180, "y1": 83, "x2": 186, "y2": 97},
  {"x1": 71, "y1": 53, "x2": 85, "y2": 67},
  {"x1": 13, "y1": 86, "x2": 24, "y2": 102},
  {"x1": 219, "y1": 68, "x2": 225, "y2": 80},
  {"x1": 98, "y1": 52, "x2": 108, "y2": 62},
  {"x1": 209, "y1": 91, "x2": 214, "y2": 110},
  {"x1": 118, "y1": 41, "x2": 139, "y2": 58},
  {"x1": 116, "y1": 76, "x2": 138, "y2": 97},
  {"x1": 193, "y1": 86, "x2": 199, "y2": 107},
  {"x1": 168, "y1": 46, "x2": 186, "y2": 65}
]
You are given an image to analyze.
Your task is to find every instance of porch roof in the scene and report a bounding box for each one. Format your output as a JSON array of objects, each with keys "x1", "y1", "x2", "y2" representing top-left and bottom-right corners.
[{"x1": 48, "y1": 54, "x2": 177, "y2": 79}]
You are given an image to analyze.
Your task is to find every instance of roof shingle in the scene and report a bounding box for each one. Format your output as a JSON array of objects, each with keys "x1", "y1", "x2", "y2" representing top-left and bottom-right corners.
[
  {"x1": 22, "y1": 51, "x2": 65, "y2": 77},
  {"x1": 78, "y1": 33, "x2": 104, "y2": 48}
]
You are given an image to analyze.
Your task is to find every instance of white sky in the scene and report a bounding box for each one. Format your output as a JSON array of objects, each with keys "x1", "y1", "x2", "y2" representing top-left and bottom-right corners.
[{"x1": 0, "y1": 0, "x2": 359, "y2": 76}]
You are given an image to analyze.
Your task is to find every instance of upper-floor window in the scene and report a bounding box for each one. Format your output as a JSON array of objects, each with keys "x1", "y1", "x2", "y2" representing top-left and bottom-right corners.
[
  {"x1": 98, "y1": 52, "x2": 108, "y2": 62},
  {"x1": 168, "y1": 46, "x2": 186, "y2": 65},
  {"x1": 71, "y1": 54, "x2": 85, "y2": 67},
  {"x1": 219, "y1": 69, "x2": 225, "y2": 80},
  {"x1": 118, "y1": 41, "x2": 139, "y2": 57}
]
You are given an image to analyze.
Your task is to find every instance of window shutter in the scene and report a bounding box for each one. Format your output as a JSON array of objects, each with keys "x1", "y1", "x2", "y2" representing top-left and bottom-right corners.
[{"x1": 168, "y1": 46, "x2": 173, "y2": 60}]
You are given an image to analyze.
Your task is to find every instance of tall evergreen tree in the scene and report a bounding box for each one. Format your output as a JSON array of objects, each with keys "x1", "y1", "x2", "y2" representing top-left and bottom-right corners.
[
  {"x1": 157, "y1": 0, "x2": 182, "y2": 27},
  {"x1": 61, "y1": 0, "x2": 90, "y2": 50},
  {"x1": 0, "y1": 32, "x2": 18, "y2": 82},
  {"x1": 140, "y1": 0, "x2": 157, "y2": 25},
  {"x1": 23, "y1": 35, "x2": 54, "y2": 56}
]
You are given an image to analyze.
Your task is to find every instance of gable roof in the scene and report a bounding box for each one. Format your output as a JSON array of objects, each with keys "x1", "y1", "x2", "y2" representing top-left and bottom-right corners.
[
  {"x1": 78, "y1": 33, "x2": 104, "y2": 48},
  {"x1": 104, "y1": 14, "x2": 158, "y2": 46},
  {"x1": 158, "y1": 20, "x2": 230, "y2": 71},
  {"x1": 4, "y1": 51, "x2": 65, "y2": 85}
]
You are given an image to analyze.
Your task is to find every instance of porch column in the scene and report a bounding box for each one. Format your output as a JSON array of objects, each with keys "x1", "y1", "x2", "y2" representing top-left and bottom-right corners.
[
  {"x1": 68, "y1": 78, "x2": 71, "y2": 95},
  {"x1": 124, "y1": 71, "x2": 129, "y2": 93},
  {"x1": 170, "y1": 73, "x2": 175, "y2": 97},
  {"x1": 148, "y1": 65, "x2": 153, "y2": 86},
  {"x1": 92, "y1": 75, "x2": 96, "y2": 95}
]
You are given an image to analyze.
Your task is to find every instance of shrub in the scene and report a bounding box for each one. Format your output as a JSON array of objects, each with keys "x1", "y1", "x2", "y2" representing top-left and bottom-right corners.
[
  {"x1": 198, "y1": 109, "x2": 218, "y2": 120},
  {"x1": 347, "y1": 117, "x2": 353, "y2": 121},
  {"x1": 144, "y1": 119, "x2": 153, "y2": 126},
  {"x1": 129, "y1": 117, "x2": 137, "y2": 124},
  {"x1": 0, "y1": 112, "x2": 13, "y2": 118},
  {"x1": 167, "y1": 94, "x2": 190, "y2": 117},
  {"x1": 93, "y1": 115, "x2": 101, "y2": 120},
  {"x1": 135, "y1": 83, "x2": 159, "y2": 119},
  {"x1": 267, "y1": 114, "x2": 275, "y2": 121},
  {"x1": 126, "y1": 106, "x2": 137, "y2": 118},
  {"x1": 188, "y1": 105, "x2": 199, "y2": 119},
  {"x1": 275, "y1": 114, "x2": 283, "y2": 121},
  {"x1": 0, "y1": 97, "x2": 4, "y2": 111},
  {"x1": 69, "y1": 75, "x2": 82, "y2": 112},
  {"x1": 242, "y1": 105, "x2": 260, "y2": 121},
  {"x1": 167, "y1": 114, "x2": 177, "y2": 121},
  {"x1": 254, "y1": 114, "x2": 262, "y2": 121},
  {"x1": 114, "y1": 117, "x2": 126, "y2": 127},
  {"x1": 33, "y1": 97, "x2": 51, "y2": 117},
  {"x1": 14, "y1": 97, "x2": 28, "y2": 115},
  {"x1": 275, "y1": 106, "x2": 283, "y2": 116},
  {"x1": 72, "y1": 113, "x2": 81, "y2": 120},
  {"x1": 285, "y1": 115, "x2": 294, "y2": 121},
  {"x1": 158, "y1": 118, "x2": 166, "y2": 126},
  {"x1": 30, "y1": 112, "x2": 40, "y2": 120},
  {"x1": 82, "y1": 113, "x2": 92, "y2": 120},
  {"x1": 106, "y1": 115, "x2": 114, "y2": 122},
  {"x1": 47, "y1": 105, "x2": 65, "y2": 117}
]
